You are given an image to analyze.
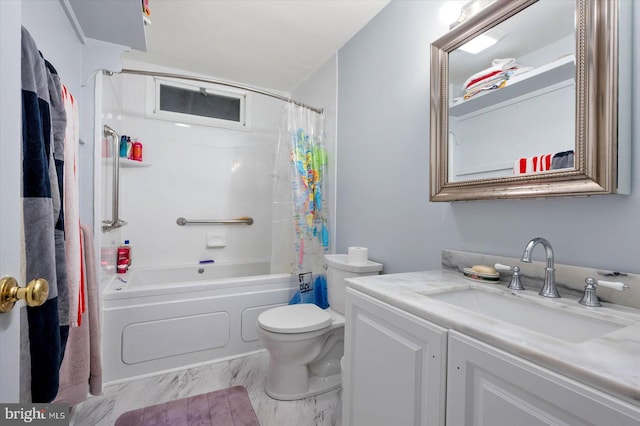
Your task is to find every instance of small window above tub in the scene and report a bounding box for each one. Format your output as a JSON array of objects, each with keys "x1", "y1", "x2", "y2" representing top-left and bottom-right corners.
[{"x1": 146, "y1": 77, "x2": 251, "y2": 131}]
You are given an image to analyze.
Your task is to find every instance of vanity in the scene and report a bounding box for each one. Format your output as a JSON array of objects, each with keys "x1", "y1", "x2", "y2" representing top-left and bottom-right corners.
[{"x1": 341, "y1": 255, "x2": 640, "y2": 426}]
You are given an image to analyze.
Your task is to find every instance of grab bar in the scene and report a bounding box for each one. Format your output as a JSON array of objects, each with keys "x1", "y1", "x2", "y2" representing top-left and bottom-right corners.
[
  {"x1": 102, "y1": 125, "x2": 127, "y2": 232},
  {"x1": 176, "y1": 217, "x2": 254, "y2": 226}
]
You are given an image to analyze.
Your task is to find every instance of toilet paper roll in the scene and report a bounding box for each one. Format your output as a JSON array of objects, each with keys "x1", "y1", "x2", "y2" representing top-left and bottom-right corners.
[{"x1": 348, "y1": 247, "x2": 368, "y2": 265}]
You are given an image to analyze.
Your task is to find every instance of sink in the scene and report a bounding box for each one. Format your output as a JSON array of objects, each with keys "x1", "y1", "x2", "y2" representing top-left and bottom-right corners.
[{"x1": 424, "y1": 288, "x2": 626, "y2": 343}]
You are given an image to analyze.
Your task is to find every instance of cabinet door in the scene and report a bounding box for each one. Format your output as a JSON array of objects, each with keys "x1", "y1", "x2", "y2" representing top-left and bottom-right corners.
[
  {"x1": 446, "y1": 331, "x2": 640, "y2": 426},
  {"x1": 343, "y1": 289, "x2": 448, "y2": 426}
]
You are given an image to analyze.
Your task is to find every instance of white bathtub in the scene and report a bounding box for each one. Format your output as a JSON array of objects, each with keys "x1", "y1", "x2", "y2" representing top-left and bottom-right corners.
[{"x1": 102, "y1": 262, "x2": 297, "y2": 382}]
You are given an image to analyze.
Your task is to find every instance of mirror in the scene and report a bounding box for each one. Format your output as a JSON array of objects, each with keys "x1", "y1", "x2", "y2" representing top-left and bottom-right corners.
[{"x1": 430, "y1": 0, "x2": 630, "y2": 201}]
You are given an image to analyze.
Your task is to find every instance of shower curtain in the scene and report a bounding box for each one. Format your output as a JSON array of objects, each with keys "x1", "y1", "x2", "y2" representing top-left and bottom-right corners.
[{"x1": 271, "y1": 102, "x2": 329, "y2": 308}]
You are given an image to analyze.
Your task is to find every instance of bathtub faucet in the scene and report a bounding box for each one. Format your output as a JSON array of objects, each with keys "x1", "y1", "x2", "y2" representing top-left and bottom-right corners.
[{"x1": 520, "y1": 237, "x2": 560, "y2": 298}]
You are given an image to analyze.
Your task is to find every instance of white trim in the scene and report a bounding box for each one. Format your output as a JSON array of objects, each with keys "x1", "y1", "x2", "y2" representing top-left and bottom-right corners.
[
  {"x1": 59, "y1": 0, "x2": 87, "y2": 45},
  {"x1": 0, "y1": 0, "x2": 22, "y2": 403},
  {"x1": 145, "y1": 76, "x2": 252, "y2": 131},
  {"x1": 616, "y1": 0, "x2": 631, "y2": 194},
  {"x1": 332, "y1": 53, "x2": 339, "y2": 254},
  {"x1": 93, "y1": 71, "x2": 103, "y2": 264}
]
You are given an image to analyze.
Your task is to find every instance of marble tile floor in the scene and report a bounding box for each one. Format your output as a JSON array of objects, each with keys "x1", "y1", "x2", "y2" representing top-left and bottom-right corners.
[{"x1": 70, "y1": 350, "x2": 342, "y2": 426}]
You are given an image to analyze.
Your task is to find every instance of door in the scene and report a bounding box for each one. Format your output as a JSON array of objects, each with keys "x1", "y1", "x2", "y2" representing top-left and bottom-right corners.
[
  {"x1": 446, "y1": 331, "x2": 640, "y2": 426},
  {"x1": 0, "y1": 0, "x2": 23, "y2": 403}
]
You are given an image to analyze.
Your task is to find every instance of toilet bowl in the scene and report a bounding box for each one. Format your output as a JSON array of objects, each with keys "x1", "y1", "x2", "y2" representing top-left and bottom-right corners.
[
  {"x1": 257, "y1": 254, "x2": 382, "y2": 400},
  {"x1": 257, "y1": 304, "x2": 345, "y2": 400}
]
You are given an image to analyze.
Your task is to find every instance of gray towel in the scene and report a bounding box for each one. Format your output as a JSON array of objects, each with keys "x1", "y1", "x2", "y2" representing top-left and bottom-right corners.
[
  {"x1": 45, "y1": 59, "x2": 69, "y2": 329},
  {"x1": 21, "y1": 25, "x2": 63, "y2": 403}
]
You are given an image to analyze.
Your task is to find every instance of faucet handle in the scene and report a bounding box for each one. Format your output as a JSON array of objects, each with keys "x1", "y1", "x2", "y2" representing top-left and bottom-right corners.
[
  {"x1": 494, "y1": 263, "x2": 514, "y2": 272},
  {"x1": 494, "y1": 263, "x2": 525, "y2": 291},
  {"x1": 593, "y1": 279, "x2": 629, "y2": 291},
  {"x1": 579, "y1": 277, "x2": 629, "y2": 307}
]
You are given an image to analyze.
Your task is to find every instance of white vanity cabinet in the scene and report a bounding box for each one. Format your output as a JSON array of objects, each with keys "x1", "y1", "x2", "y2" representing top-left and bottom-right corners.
[
  {"x1": 344, "y1": 287, "x2": 640, "y2": 426},
  {"x1": 446, "y1": 331, "x2": 640, "y2": 426},
  {"x1": 343, "y1": 289, "x2": 448, "y2": 426}
]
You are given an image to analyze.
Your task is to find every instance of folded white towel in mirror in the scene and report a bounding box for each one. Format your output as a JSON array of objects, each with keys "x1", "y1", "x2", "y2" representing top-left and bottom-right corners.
[
  {"x1": 463, "y1": 58, "x2": 518, "y2": 89},
  {"x1": 492, "y1": 58, "x2": 517, "y2": 67}
]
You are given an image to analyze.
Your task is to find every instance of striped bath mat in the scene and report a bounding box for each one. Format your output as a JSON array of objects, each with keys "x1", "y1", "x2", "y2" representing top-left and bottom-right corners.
[{"x1": 114, "y1": 385, "x2": 260, "y2": 426}]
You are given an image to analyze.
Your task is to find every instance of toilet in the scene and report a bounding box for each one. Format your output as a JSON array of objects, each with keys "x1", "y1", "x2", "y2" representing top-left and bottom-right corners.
[{"x1": 257, "y1": 254, "x2": 383, "y2": 400}]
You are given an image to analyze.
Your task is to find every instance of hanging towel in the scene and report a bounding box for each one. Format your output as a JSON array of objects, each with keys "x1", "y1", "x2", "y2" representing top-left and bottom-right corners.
[
  {"x1": 82, "y1": 226, "x2": 102, "y2": 396},
  {"x1": 44, "y1": 61, "x2": 70, "y2": 357},
  {"x1": 21, "y1": 26, "x2": 63, "y2": 403},
  {"x1": 62, "y1": 84, "x2": 82, "y2": 327},
  {"x1": 54, "y1": 224, "x2": 103, "y2": 406}
]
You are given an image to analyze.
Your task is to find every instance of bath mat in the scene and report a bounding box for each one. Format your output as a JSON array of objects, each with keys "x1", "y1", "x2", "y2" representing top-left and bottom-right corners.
[{"x1": 114, "y1": 385, "x2": 260, "y2": 426}]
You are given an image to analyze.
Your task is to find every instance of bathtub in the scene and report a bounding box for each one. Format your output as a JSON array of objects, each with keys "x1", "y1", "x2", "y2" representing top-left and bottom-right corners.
[{"x1": 102, "y1": 261, "x2": 298, "y2": 382}]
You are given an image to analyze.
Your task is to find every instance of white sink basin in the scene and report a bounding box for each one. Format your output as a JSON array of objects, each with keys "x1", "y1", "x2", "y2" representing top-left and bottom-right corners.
[{"x1": 425, "y1": 288, "x2": 625, "y2": 343}]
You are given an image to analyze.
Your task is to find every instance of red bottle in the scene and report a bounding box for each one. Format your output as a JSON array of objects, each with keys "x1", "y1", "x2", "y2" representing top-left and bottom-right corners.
[
  {"x1": 117, "y1": 240, "x2": 131, "y2": 274},
  {"x1": 132, "y1": 140, "x2": 143, "y2": 161}
]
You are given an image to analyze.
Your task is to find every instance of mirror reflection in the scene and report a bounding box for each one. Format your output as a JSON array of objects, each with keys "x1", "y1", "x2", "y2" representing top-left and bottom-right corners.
[{"x1": 447, "y1": 0, "x2": 576, "y2": 183}]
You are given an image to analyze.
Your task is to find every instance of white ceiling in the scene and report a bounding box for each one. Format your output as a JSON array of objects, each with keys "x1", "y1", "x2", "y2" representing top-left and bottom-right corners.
[{"x1": 124, "y1": 0, "x2": 390, "y2": 93}]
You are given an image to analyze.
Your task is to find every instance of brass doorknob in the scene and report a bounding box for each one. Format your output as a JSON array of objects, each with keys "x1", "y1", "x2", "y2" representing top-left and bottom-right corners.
[{"x1": 0, "y1": 276, "x2": 49, "y2": 313}]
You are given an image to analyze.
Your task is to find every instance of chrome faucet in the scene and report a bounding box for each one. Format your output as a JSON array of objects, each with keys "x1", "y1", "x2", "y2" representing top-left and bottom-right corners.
[{"x1": 521, "y1": 237, "x2": 560, "y2": 298}]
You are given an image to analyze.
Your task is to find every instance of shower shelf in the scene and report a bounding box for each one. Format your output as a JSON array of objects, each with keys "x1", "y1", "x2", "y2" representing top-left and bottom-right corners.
[
  {"x1": 120, "y1": 158, "x2": 153, "y2": 167},
  {"x1": 103, "y1": 158, "x2": 153, "y2": 167}
]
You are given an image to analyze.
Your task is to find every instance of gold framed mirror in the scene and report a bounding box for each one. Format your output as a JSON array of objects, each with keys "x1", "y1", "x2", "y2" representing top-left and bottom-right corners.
[{"x1": 430, "y1": 0, "x2": 630, "y2": 201}]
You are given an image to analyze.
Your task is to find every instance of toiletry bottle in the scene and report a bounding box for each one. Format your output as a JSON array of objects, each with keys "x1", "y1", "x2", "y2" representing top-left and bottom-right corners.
[
  {"x1": 117, "y1": 240, "x2": 131, "y2": 273},
  {"x1": 132, "y1": 139, "x2": 143, "y2": 161},
  {"x1": 119, "y1": 135, "x2": 128, "y2": 157},
  {"x1": 126, "y1": 136, "x2": 132, "y2": 159}
]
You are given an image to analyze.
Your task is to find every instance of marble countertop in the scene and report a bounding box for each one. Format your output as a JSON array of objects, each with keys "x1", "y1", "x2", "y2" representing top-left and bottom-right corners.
[{"x1": 346, "y1": 270, "x2": 640, "y2": 406}]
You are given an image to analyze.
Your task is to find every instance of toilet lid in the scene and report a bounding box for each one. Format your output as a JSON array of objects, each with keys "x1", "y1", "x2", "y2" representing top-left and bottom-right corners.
[{"x1": 258, "y1": 304, "x2": 332, "y2": 334}]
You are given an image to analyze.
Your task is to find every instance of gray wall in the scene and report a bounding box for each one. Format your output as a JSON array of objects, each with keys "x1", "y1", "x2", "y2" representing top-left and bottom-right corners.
[{"x1": 336, "y1": 0, "x2": 639, "y2": 274}]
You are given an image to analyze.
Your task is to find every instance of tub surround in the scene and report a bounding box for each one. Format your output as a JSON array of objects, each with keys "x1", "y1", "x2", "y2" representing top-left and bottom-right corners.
[
  {"x1": 346, "y1": 267, "x2": 640, "y2": 406},
  {"x1": 100, "y1": 63, "x2": 281, "y2": 271},
  {"x1": 101, "y1": 266, "x2": 297, "y2": 382}
]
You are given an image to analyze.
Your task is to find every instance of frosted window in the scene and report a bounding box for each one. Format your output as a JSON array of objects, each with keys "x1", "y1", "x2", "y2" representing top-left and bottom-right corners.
[
  {"x1": 146, "y1": 77, "x2": 250, "y2": 130},
  {"x1": 159, "y1": 84, "x2": 241, "y2": 122}
]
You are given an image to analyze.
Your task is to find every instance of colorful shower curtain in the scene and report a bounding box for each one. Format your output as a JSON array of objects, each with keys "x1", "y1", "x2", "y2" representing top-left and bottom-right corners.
[{"x1": 271, "y1": 103, "x2": 329, "y2": 308}]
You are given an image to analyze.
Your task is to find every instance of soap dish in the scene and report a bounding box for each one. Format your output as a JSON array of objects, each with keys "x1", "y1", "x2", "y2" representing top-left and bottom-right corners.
[{"x1": 463, "y1": 267, "x2": 500, "y2": 283}]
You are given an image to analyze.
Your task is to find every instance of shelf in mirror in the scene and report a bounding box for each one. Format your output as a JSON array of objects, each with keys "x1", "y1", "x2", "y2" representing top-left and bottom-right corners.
[{"x1": 449, "y1": 55, "x2": 575, "y2": 118}]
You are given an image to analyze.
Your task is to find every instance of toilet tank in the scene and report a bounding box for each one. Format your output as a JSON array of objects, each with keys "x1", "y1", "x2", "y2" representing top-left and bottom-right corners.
[{"x1": 324, "y1": 254, "x2": 383, "y2": 315}]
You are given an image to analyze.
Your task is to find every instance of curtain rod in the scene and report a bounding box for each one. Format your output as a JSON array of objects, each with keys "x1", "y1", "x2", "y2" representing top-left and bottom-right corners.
[{"x1": 111, "y1": 68, "x2": 324, "y2": 115}]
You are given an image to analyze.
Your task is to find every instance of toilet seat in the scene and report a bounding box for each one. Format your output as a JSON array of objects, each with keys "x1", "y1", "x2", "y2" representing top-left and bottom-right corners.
[{"x1": 258, "y1": 304, "x2": 332, "y2": 334}]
